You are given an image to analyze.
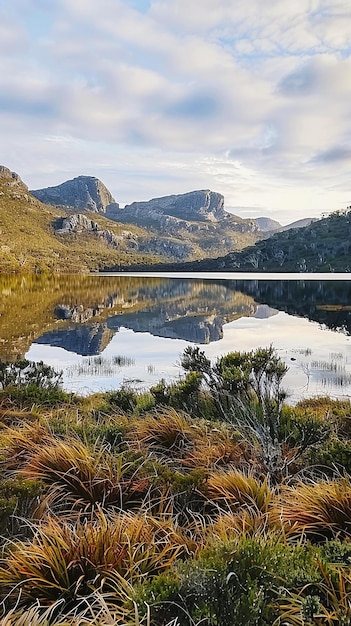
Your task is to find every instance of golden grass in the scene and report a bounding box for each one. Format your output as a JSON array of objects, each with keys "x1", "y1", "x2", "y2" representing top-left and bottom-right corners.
[
  {"x1": 276, "y1": 477, "x2": 351, "y2": 538},
  {"x1": 0, "y1": 510, "x2": 195, "y2": 609},
  {"x1": 205, "y1": 469, "x2": 274, "y2": 514},
  {"x1": 130, "y1": 409, "x2": 195, "y2": 455}
]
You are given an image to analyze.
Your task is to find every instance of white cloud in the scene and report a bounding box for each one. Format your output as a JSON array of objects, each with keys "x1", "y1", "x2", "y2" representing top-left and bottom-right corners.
[{"x1": 0, "y1": 0, "x2": 351, "y2": 223}]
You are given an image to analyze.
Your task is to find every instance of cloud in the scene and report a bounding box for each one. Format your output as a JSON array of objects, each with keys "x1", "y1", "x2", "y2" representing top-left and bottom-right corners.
[
  {"x1": 1, "y1": 0, "x2": 351, "y2": 223},
  {"x1": 311, "y1": 146, "x2": 351, "y2": 164}
]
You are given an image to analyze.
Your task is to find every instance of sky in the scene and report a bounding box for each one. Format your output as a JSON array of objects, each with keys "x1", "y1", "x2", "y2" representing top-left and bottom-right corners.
[{"x1": 1, "y1": 0, "x2": 351, "y2": 224}]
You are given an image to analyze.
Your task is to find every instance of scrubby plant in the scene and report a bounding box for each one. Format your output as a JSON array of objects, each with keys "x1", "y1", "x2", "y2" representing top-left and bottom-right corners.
[
  {"x1": 103, "y1": 387, "x2": 138, "y2": 413},
  {"x1": 150, "y1": 372, "x2": 205, "y2": 415},
  {"x1": 0, "y1": 476, "x2": 42, "y2": 539},
  {"x1": 179, "y1": 346, "x2": 331, "y2": 482},
  {"x1": 135, "y1": 535, "x2": 321, "y2": 626},
  {"x1": 0, "y1": 359, "x2": 72, "y2": 406},
  {"x1": 276, "y1": 561, "x2": 351, "y2": 625}
]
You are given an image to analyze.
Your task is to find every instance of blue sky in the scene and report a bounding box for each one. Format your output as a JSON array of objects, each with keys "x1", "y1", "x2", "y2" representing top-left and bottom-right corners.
[{"x1": 1, "y1": 0, "x2": 351, "y2": 223}]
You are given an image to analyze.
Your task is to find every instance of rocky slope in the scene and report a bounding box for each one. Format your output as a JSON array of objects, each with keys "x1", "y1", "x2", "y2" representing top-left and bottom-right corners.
[
  {"x1": 166, "y1": 209, "x2": 351, "y2": 273},
  {"x1": 31, "y1": 175, "x2": 119, "y2": 214},
  {"x1": 29, "y1": 177, "x2": 263, "y2": 262},
  {"x1": 0, "y1": 166, "x2": 163, "y2": 272}
]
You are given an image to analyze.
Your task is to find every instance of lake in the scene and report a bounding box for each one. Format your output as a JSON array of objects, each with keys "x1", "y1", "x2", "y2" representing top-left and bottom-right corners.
[{"x1": 1, "y1": 272, "x2": 351, "y2": 403}]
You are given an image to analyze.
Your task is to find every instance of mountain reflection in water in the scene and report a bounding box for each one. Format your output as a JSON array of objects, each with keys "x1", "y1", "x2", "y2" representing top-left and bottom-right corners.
[{"x1": 1, "y1": 273, "x2": 351, "y2": 400}]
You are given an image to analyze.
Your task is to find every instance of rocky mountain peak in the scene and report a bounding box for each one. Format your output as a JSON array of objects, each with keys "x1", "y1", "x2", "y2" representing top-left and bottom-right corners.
[
  {"x1": 0, "y1": 166, "x2": 28, "y2": 190},
  {"x1": 118, "y1": 189, "x2": 226, "y2": 223},
  {"x1": 30, "y1": 175, "x2": 118, "y2": 214}
]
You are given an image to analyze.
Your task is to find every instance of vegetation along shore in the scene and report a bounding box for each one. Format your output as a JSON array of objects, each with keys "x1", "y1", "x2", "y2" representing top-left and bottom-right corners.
[{"x1": 1, "y1": 348, "x2": 351, "y2": 624}]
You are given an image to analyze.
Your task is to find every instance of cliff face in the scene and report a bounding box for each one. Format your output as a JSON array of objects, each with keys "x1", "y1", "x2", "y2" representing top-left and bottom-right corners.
[
  {"x1": 31, "y1": 176, "x2": 118, "y2": 214},
  {"x1": 111, "y1": 189, "x2": 227, "y2": 224},
  {"x1": 105, "y1": 188, "x2": 261, "y2": 260}
]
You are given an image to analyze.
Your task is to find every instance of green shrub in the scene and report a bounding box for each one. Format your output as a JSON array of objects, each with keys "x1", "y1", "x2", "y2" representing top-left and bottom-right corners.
[
  {"x1": 307, "y1": 437, "x2": 351, "y2": 475},
  {"x1": 135, "y1": 537, "x2": 321, "y2": 626},
  {"x1": 104, "y1": 387, "x2": 138, "y2": 412},
  {"x1": 0, "y1": 477, "x2": 42, "y2": 538},
  {"x1": 5, "y1": 383, "x2": 72, "y2": 407}
]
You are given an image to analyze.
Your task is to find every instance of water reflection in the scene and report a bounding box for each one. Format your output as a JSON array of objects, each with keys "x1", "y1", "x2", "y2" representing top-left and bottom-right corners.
[
  {"x1": 1, "y1": 274, "x2": 351, "y2": 360},
  {"x1": 1, "y1": 273, "x2": 351, "y2": 400}
]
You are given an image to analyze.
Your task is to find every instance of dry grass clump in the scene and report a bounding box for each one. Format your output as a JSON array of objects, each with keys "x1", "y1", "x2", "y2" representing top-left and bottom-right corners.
[
  {"x1": 1, "y1": 422, "x2": 56, "y2": 468},
  {"x1": 18, "y1": 437, "x2": 153, "y2": 515},
  {"x1": 0, "y1": 510, "x2": 195, "y2": 610},
  {"x1": 0, "y1": 596, "x2": 124, "y2": 625},
  {"x1": 130, "y1": 409, "x2": 195, "y2": 456},
  {"x1": 182, "y1": 421, "x2": 248, "y2": 470},
  {"x1": 209, "y1": 509, "x2": 277, "y2": 540},
  {"x1": 277, "y1": 477, "x2": 351, "y2": 538},
  {"x1": 205, "y1": 469, "x2": 274, "y2": 514}
]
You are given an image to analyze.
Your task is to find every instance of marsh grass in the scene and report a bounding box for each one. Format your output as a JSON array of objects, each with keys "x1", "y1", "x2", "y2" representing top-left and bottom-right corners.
[{"x1": 67, "y1": 356, "x2": 135, "y2": 379}]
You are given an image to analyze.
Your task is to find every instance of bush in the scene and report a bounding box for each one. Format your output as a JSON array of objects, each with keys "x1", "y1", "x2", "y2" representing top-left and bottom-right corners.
[
  {"x1": 104, "y1": 387, "x2": 138, "y2": 412},
  {"x1": 135, "y1": 537, "x2": 321, "y2": 626},
  {"x1": 0, "y1": 477, "x2": 42, "y2": 539}
]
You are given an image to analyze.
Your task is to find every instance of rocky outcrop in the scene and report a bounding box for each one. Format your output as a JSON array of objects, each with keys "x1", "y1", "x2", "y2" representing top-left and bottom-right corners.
[
  {"x1": 0, "y1": 165, "x2": 34, "y2": 203},
  {"x1": 138, "y1": 237, "x2": 192, "y2": 260},
  {"x1": 108, "y1": 190, "x2": 227, "y2": 227},
  {"x1": 31, "y1": 176, "x2": 118, "y2": 214},
  {"x1": 54, "y1": 214, "x2": 137, "y2": 249}
]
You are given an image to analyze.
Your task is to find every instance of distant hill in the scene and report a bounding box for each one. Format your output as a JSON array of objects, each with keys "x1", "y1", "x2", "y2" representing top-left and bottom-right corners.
[
  {"x1": 149, "y1": 210, "x2": 351, "y2": 273},
  {"x1": 279, "y1": 217, "x2": 316, "y2": 232},
  {"x1": 254, "y1": 217, "x2": 282, "y2": 232},
  {"x1": 254, "y1": 216, "x2": 316, "y2": 234}
]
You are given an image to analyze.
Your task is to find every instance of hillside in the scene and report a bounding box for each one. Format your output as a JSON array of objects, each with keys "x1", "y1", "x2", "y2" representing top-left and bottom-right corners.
[
  {"x1": 31, "y1": 179, "x2": 263, "y2": 261},
  {"x1": 0, "y1": 167, "x2": 188, "y2": 272},
  {"x1": 254, "y1": 216, "x2": 316, "y2": 235},
  {"x1": 160, "y1": 209, "x2": 351, "y2": 273}
]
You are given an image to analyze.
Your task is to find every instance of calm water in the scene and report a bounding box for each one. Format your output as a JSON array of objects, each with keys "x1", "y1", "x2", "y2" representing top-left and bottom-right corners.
[{"x1": 1, "y1": 272, "x2": 351, "y2": 403}]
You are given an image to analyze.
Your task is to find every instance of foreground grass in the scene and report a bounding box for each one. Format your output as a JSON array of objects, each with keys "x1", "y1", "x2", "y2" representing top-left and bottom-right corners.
[{"x1": 1, "y1": 354, "x2": 351, "y2": 624}]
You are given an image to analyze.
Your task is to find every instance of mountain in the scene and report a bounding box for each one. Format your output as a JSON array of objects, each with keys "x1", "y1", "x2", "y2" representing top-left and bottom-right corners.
[
  {"x1": 29, "y1": 178, "x2": 264, "y2": 262},
  {"x1": 254, "y1": 217, "x2": 282, "y2": 232},
  {"x1": 105, "y1": 189, "x2": 262, "y2": 261},
  {"x1": 31, "y1": 175, "x2": 119, "y2": 214},
  {"x1": 166, "y1": 209, "x2": 351, "y2": 272},
  {"x1": 0, "y1": 166, "x2": 165, "y2": 272},
  {"x1": 110, "y1": 189, "x2": 227, "y2": 223},
  {"x1": 254, "y1": 216, "x2": 316, "y2": 234}
]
